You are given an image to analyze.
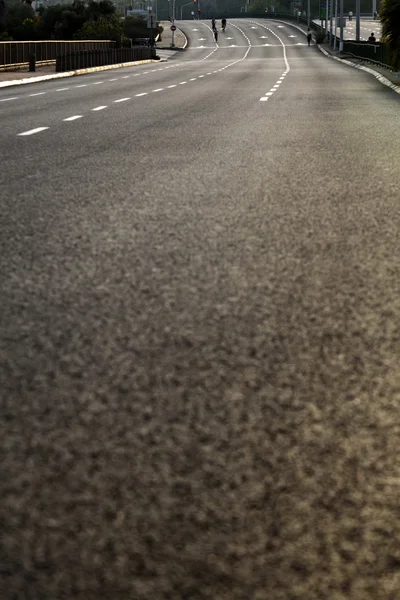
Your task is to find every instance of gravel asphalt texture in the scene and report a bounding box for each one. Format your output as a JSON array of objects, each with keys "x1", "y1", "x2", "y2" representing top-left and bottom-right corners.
[{"x1": 1, "y1": 19, "x2": 400, "y2": 600}]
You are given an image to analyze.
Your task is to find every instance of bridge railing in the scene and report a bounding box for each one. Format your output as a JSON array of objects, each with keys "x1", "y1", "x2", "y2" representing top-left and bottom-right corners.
[
  {"x1": 0, "y1": 40, "x2": 115, "y2": 68},
  {"x1": 55, "y1": 46, "x2": 155, "y2": 72}
]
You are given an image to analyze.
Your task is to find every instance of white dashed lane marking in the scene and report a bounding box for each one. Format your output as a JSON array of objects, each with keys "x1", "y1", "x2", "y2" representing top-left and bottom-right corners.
[
  {"x1": 63, "y1": 115, "x2": 83, "y2": 121},
  {"x1": 18, "y1": 127, "x2": 49, "y2": 136},
  {"x1": 92, "y1": 106, "x2": 107, "y2": 111},
  {"x1": 135, "y1": 92, "x2": 148, "y2": 96},
  {"x1": 0, "y1": 97, "x2": 18, "y2": 102},
  {"x1": 56, "y1": 88, "x2": 69, "y2": 91},
  {"x1": 113, "y1": 97, "x2": 130, "y2": 102},
  {"x1": 76, "y1": 84, "x2": 87, "y2": 88},
  {"x1": 153, "y1": 88, "x2": 163, "y2": 92},
  {"x1": 93, "y1": 81, "x2": 104, "y2": 85},
  {"x1": 29, "y1": 92, "x2": 46, "y2": 96}
]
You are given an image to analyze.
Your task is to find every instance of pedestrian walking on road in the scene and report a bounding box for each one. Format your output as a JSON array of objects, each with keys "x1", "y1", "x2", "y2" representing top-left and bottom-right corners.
[
  {"x1": 307, "y1": 28, "x2": 312, "y2": 46},
  {"x1": 368, "y1": 32, "x2": 376, "y2": 42}
]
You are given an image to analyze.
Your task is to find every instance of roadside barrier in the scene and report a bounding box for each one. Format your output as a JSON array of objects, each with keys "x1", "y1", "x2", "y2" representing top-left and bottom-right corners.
[
  {"x1": 0, "y1": 40, "x2": 114, "y2": 68},
  {"x1": 56, "y1": 47, "x2": 155, "y2": 72}
]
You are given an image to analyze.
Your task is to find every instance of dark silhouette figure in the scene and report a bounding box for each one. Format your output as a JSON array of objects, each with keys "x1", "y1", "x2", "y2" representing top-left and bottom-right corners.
[
  {"x1": 368, "y1": 32, "x2": 376, "y2": 42},
  {"x1": 307, "y1": 28, "x2": 312, "y2": 46}
]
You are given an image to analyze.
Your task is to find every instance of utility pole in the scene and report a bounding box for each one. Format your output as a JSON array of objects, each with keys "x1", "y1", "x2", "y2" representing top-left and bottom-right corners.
[
  {"x1": 325, "y1": 0, "x2": 328, "y2": 36},
  {"x1": 330, "y1": 0, "x2": 333, "y2": 44},
  {"x1": 171, "y1": 0, "x2": 175, "y2": 46},
  {"x1": 307, "y1": 0, "x2": 310, "y2": 29},
  {"x1": 356, "y1": 0, "x2": 360, "y2": 40},
  {"x1": 339, "y1": 0, "x2": 344, "y2": 51},
  {"x1": 334, "y1": 0, "x2": 338, "y2": 50}
]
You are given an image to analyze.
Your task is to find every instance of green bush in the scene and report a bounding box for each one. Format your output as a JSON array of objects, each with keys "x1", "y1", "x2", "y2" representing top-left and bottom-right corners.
[
  {"x1": 380, "y1": 0, "x2": 400, "y2": 70},
  {"x1": 0, "y1": 31, "x2": 13, "y2": 40},
  {"x1": 74, "y1": 15, "x2": 123, "y2": 44}
]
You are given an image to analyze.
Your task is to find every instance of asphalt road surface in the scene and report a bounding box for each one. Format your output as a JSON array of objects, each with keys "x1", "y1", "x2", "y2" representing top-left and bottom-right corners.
[{"x1": 1, "y1": 19, "x2": 400, "y2": 600}]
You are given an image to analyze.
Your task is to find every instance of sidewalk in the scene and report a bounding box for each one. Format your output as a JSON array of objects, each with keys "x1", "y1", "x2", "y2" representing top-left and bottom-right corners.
[
  {"x1": 0, "y1": 64, "x2": 57, "y2": 83},
  {"x1": 156, "y1": 22, "x2": 187, "y2": 50},
  {"x1": 0, "y1": 25, "x2": 186, "y2": 88}
]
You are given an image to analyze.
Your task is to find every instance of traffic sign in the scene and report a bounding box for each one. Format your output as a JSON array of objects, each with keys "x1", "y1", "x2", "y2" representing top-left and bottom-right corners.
[{"x1": 171, "y1": 24, "x2": 176, "y2": 31}]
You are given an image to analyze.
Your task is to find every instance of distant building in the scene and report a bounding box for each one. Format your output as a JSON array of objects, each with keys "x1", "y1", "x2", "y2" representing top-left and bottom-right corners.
[{"x1": 126, "y1": 9, "x2": 148, "y2": 18}]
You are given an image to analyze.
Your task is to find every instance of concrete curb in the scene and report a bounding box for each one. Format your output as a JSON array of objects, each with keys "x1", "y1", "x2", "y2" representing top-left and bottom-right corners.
[
  {"x1": 180, "y1": 28, "x2": 188, "y2": 50},
  {"x1": 0, "y1": 58, "x2": 159, "y2": 89},
  {"x1": 317, "y1": 44, "x2": 400, "y2": 94}
]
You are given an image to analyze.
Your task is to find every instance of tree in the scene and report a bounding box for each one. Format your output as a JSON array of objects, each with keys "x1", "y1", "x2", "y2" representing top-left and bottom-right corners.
[
  {"x1": 84, "y1": 0, "x2": 116, "y2": 21},
  {"x1": 0, "y1": 0, "x2": 6, "y2": 29},
  {"x1": 379, "y1": 0, "x2": 400, "y2": 70},
  {"x1": 53, "y1": 8, "x2": 85, "y2": 38},
  {"x1": 1, "y1": 0, "x2": 35, "y2": 38},
  {"x1": 74, "y1": 14, "x2": 123, "y2": 44}
]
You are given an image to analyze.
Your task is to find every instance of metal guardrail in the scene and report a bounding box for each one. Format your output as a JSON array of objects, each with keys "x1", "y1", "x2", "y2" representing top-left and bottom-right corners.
[
  {"x1": 341, "y1": 40, "x2": 388, "y2": 66},
  {"x1": 55, "y1": 46, "x2": 155, "y2": 72},
  {"x1": 0, "y1": 40, "x2": 115, "y2": 67}
]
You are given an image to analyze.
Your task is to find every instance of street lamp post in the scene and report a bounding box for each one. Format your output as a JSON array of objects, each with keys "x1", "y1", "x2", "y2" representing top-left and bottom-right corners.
[
  {"x1": 356, "y1": 0, "x2": 360, "y2": 41},
  {"x1": 334, "y1": 0, "x2": 338, "y2": 50},
  {"x1": 180, "y1": 1, "x2": 194, "y2": 19},
  {"x1": 171, "y1": 0, "x2": 176, "y2": 46},
  {"x1": 339, "y1": 0, "x2": 344, "y2": 51}
]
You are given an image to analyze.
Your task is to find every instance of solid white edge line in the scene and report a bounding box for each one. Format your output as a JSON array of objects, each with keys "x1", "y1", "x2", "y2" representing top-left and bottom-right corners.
[{"x1": 18, "y1": 127, "x2": 49, "y2": 136}]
